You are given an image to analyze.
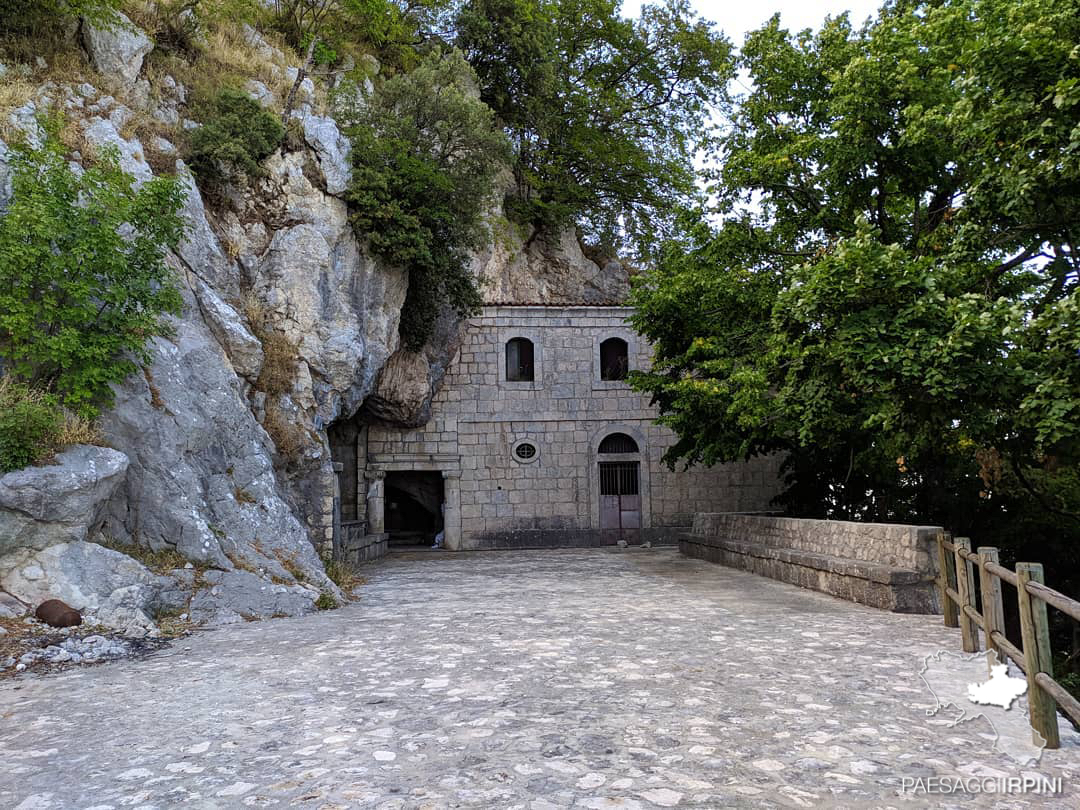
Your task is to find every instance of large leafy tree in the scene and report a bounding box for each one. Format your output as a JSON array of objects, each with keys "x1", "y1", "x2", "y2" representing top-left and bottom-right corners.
[
  {"x1": 0, "y1": 133, "x2": 186, "y2": 416},
  {"x1": 631, "y1": 0, "x2": 1080, "y2": 580},
  {"x1": 456, "y1": 0, "x2": 732, "y2": 254},
  {"x1": 344, "y1": 49, "x2": 509, "y2": 350}
]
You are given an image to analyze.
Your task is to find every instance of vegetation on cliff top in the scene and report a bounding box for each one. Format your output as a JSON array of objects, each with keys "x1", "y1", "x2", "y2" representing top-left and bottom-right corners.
[
  {"x1": 2, "y1": 0, "x2": 728, "y2": 353},
  {"x1": 343, "y1": 49, "x2": 508, "y2": 350}
]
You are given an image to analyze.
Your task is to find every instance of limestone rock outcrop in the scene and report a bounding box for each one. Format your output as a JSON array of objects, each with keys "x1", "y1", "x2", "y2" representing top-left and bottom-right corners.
[
  {"x1": 188, "y1": 569, "x2": 321, "y2": 625},
  {"x1": 0, "y1": 445, "x2": 129, "y2": 556},
  {"x1": 0, "y1": 14, "x2": 629, "y2": 628},
  {"x1": 80, "y1": 12, "x2": 153, "y2": 86},
  {"x1": 474, "y1": 222, "x2": 631, "y2": 305},
  {"x1": 362, "y1": 349, "x2": 435, "y2": 427},
  {"x1": 0, "y1": 541, "x2": 185, "y2": 634}
]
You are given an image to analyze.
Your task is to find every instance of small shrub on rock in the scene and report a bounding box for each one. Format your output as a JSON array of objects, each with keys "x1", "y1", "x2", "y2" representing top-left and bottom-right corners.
[
  {"x1": 186, "y1": 88, "x2": 284, "y2": 191},
  {"x1": 0, "y1": 0, "x2": 118, "y2": 35},
  {"x1": 254, "y1": 329, "x2": 299, "y2": 396},
  {"x1": 322, "y1": 554, "x2": 364, "y2": 594},
  {"x1": 262, "y1": 403, "x2": 308, "y2": 465},
  {"x1": 0, "y1": 378, "x2": 105, "y2": 473},
  {"x1": 0, "y1": 379, "x2": 62, "y2": 473}
]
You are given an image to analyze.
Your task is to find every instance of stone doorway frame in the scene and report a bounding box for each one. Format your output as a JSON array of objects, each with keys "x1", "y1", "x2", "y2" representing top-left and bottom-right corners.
[
  {"x1": 588, "y1": 424, "x2": 651, "y2": 532},
  {"x1": 365, "y1": 455, "x2": 462, "y2": 550}
]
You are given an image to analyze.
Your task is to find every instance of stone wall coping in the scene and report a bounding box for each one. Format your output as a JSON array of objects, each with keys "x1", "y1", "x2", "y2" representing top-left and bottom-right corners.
[
  {"x1": 695, "y1": 512, "x2": 942, "y2": 534},
  {"x1": 476, "y1": 305, "x2": 634, "y2": 318},
  {"x1": 689, "y1": 512, "x2": 942, "y2": 572}
]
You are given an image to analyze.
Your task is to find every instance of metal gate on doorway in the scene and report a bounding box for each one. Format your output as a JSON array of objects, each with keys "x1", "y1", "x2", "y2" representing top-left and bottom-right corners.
[{"x1": 599, "y1": 460, "x2": 641, "y2": 542}]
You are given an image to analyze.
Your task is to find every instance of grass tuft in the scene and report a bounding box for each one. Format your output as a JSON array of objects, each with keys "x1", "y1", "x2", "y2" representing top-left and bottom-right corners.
[
  {"x1": 98, "y1": 537, "x2": 188, "y2": 573},
  {"x1": 322, "y1": 555, "x2": 365, "y2": 595}
]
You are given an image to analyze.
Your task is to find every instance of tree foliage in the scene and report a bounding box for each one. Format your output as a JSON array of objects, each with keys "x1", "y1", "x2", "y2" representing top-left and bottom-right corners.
[
  {"x1": 631, "y1": 0, "x2": 1080, "y2": 579},
  {"x1": 186, "y1": 88, "x2": 285, "y2": 190},
  {"x1": 0, "y1": 0, "x2": 119, "y2": 34},
  {"x1": 456, "y1": 0, "x2": 732, "y2": 254},
  {"x1": 0, "y1": 132, "x2": 186, "y2": 416},
  {"x1": 344, "y1": 49, "x2": 509, "y2": 350}
]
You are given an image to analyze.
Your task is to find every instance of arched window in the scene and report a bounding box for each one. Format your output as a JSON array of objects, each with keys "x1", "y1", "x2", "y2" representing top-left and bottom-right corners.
[
  {"x1": 598, "y1": 432, "x2": 639, "y2": 453},
  {"x1": 600, "y1": 337, "x2": 629, "y2": 380},
  {"x1": 506, "y1": 337, "x2": 534, "y2": 382}
]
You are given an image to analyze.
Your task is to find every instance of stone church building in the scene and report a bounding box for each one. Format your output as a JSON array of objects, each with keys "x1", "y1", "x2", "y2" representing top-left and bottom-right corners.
[{"x1": 332, "y1": 303, "x2": 782, "y2": 558}]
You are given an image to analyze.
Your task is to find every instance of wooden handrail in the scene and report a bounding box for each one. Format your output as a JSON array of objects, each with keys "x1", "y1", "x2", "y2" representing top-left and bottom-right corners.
[
  {"x1": 1026, "y1": 580, "x2": 1080, "y2": 624},
  {"x1": 1035, "y1": 672, "x2": 1080, "y2": 727},
  {"x1": 988, "y1": 629, "x2": 1026, "y2": 675},
  {"x1": 984, "y1": 560, "x2": 1018, "y2": 588},
  {"x1": 934, "y1": 534, "x2": 1075, "y2": 749},
  {"x1": 961, "y1": 603, "x2": 986, "y2": 631}
]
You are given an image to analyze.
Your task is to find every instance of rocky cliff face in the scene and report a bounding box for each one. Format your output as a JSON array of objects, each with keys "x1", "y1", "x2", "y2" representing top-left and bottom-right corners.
[{"x1": 0, "y1": 13, "x2": 629, "y2": 631}]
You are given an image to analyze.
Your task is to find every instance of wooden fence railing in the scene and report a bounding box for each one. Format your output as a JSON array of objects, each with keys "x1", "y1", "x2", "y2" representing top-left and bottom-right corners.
[{"x1": 936, "y1": 531, "x2": 1080, "y2": 748}]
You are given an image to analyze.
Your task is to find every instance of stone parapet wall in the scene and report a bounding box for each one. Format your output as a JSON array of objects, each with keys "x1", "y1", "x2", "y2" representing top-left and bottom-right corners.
[
  {"x1": 682, "y1": 513, "x2": 942, "y2": 613},
  {"x1": 340, "y1": 524, "x2": 388, "y2": 564},
  {"x1": 689, "y1": 513, "x2": 940, "y2": 572}
]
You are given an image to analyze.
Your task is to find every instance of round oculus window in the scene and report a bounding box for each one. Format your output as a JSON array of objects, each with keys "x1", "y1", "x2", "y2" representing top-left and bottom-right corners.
[{"x1": 512, "y1": 439, "x2": 540, "y2": 463}]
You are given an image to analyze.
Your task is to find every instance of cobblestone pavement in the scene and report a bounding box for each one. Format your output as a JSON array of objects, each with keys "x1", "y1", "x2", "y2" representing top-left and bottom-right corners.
[{"x1": 2, "y1": 548, "x2": 1077, "y2": 809}]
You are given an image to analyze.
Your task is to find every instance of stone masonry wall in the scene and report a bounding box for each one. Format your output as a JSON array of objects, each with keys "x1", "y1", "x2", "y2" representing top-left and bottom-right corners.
[
  {"x1": 682, "y1": 513, "x2": 943, "y2": 613},
  {"x1": 366, "y1": 306, "x2": 782, "y2": 548},
  {"x1": 689, "y1": 513, "x2": 941, "y2": 573}
]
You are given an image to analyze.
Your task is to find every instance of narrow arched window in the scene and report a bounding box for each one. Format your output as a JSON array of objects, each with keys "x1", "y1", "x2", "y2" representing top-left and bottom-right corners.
[
  {"x1": 600, "y1": 337, "x2": 629, "y2": 380},
  {"x1": 506, "y1": 337, "x2": 534, "y2": 381},
  {"x1": 598, "y1": 432, "x2": 639, "y2": 453}
]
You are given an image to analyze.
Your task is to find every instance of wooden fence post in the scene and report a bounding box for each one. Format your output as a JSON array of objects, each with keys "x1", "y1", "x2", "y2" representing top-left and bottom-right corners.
[
  {"x1": 938, "y1": 531, "x2": 959, "y2": 627},
  {"x1": 953, "y1": 537, "x2": 979, "y2": 653},
  {"x1": 1017, "y1": 563, "x2": 1060, "y2": 749},
  {"x1": 977, "y1": 547, "x2": 1005, "y2": 673}
]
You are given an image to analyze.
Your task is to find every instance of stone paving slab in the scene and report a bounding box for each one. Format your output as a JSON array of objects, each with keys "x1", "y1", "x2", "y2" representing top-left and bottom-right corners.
[{"x1": 1, "y1": 548, "x2": 1077, "y2": 809}]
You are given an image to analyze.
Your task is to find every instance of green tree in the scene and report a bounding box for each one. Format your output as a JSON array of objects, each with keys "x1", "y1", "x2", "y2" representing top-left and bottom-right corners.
[
  {"x1": 630, "y1": 0, "x2": 1080, "y2": 580},
  {"x1": 0, "y1": 133, "x2": 186, "y2": 416},
  {"x1": 456, "y1": 0, "x2": 732, "y2": 254},
  {"x1": 344, "y1": 49, "x2": 509, "y2": 350},
  {"x1": 186, "y1": 88, "x2": 285, "y2": 191},
  {"x1": 0, "y1": 0, "x2": 119, "y2": 34},
  {"x1": 267, "y1": 0, "x2": 428, "y2": 119}
]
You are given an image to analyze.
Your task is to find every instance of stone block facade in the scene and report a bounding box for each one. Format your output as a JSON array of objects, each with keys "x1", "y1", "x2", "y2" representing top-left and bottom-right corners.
[
  {"x1": 680, "y1": 513, "x2": 943, "y2": 613},
  {"x1": 357, "y1": 306, "x2": 783, "y2": 551}
]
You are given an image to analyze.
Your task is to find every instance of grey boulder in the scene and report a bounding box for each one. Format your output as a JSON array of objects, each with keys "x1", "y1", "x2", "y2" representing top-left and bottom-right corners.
[
  {"x1": 300, "y1": 113, "x2": 352, "y2": 195},
  {"x1": 0, "y1": 541, "x2": 174, "y2": 633},
  {"x1": 81, "y1": 12, "x2": 153, "y2": 86},
  {"x1": 188, "y1": 569, "x2": 321, "y2": 626},
  {"x1": 0, "y1": 445, "x2": 129, "y2": 556},
  {"x1": 193, "y1": 278, "x2": 264, "y2": 381}
]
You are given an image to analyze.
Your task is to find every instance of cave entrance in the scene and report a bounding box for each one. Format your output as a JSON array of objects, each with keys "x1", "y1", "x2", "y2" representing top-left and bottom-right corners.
[{"x1": 385, "y1": 471, "x2": 445, "y2": 547}]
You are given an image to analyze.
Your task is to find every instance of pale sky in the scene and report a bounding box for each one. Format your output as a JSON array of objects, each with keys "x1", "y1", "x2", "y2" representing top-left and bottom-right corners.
[{"x1": 622, "y1": 0, "x2": 883, "y2": 43}]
